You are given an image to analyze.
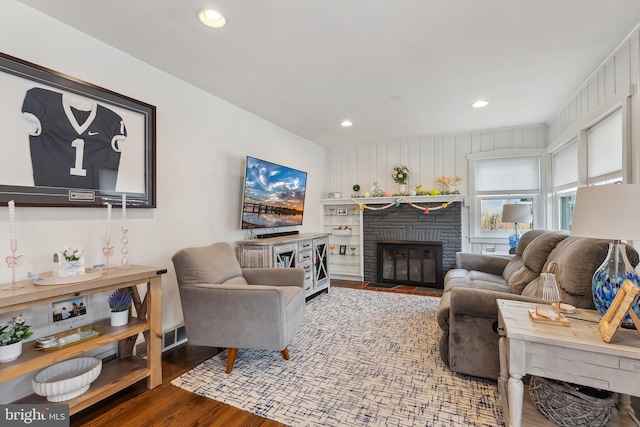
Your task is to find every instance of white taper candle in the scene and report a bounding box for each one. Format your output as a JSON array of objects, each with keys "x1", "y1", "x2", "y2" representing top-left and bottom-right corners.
[
  {"x1": 8, "y1": 200, "x2": 16, "y2": 240},
  {"x1": 106, "y1": 203, "x2": 112, "y2": 237},
  {"x1": 122, "y1": 194, "x2": 127, "y2": 226}
]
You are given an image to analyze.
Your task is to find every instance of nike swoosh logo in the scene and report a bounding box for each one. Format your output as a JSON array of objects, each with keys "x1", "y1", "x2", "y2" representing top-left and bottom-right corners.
[{"x1": 88, "y1": 131, "x2": 99, "y2": 136}]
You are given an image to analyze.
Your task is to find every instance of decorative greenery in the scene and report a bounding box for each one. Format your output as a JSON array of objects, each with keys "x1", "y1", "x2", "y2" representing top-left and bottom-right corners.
[
  {"x1": 0, "y1": 314, "x2": 33, "y2": 346},
  {"x1": 62, "y1": 245, "x2": 84, "y2": 262},
  {"x1": 352, "y1": 184, "x2": 360, "y2": 192},
  {"x1": 107, "y1": 290, "x2": 133, "y2": 313},
  {"x1": 392, "y1": 165, "x2": 411, "y2": 185}
]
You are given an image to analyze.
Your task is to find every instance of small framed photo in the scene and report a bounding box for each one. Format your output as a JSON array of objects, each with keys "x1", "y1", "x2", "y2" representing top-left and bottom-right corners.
[
  {"x1": 328, "y1": 192, "x2": 342, "y2": 199},
  {"x1": 339, "y1": 245, "x2": 347, "y2": 255},
  {"x1": 337, "y1": 208, "x2": 347, "y2": 215}
]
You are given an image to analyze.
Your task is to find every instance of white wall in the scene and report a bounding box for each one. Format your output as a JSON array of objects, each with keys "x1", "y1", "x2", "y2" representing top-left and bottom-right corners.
[
  {"x1": 327, "y1": 124, "x2": 547, "y2": 252},
  {"x1": 0, "y1": 1, "x2": 327, "y2": 401}
]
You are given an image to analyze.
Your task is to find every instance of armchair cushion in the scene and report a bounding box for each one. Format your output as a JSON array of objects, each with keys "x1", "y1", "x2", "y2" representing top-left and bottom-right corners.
[{"x1": 173, "y1": 242, "x2": 244, "y2": 285}]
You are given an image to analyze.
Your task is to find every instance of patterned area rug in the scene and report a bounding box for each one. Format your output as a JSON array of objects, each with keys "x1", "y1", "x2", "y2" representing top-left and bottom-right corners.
[{"x1": 171, "y1": 287, "x2": 505, "y2": 427}]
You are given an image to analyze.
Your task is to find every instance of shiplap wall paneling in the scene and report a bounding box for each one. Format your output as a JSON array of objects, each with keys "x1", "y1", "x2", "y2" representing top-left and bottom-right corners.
[
  {"x1": 327, "y1": 124, "x2": 547, "y2": 197},
  {"x1": 548, "y1": 30, "x2": 636, "y2": 144}
]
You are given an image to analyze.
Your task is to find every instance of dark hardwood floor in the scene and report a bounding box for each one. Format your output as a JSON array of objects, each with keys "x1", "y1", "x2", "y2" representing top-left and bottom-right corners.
[{"x1": 70, "y1": 280, "x2": 638, "y2": 426}]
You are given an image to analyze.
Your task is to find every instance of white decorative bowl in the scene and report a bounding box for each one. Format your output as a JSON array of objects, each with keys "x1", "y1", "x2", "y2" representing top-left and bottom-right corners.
[{"x1": 32, "y1": 357, "x2": 102, "y2": 402}]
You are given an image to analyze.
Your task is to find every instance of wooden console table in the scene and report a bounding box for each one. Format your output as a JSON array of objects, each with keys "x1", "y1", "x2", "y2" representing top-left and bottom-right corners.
[
  {"x1": 0, "y1": 265, "x2": 163, "y2": 415},
  {"x1": 497, "y1": 299, "x2": 640, "y2": 427}
]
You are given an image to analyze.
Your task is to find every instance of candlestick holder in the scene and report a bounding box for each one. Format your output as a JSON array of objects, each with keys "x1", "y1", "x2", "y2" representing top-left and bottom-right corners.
[
  {"x1": 4, "y1": 238, "x2": 24, "y2": 290},
  {"x1": 103, "y1": 234, "x2": 114, "y2": 274},
  {"x1": 120, "y1": 225, "x2": 129, "y2": 269}
]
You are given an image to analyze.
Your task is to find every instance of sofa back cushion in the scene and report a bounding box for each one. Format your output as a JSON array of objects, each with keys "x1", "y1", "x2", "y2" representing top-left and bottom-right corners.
[
  {"x1": 515, "y1": 229, "x2": 549, "y2": 256},
  {"x1": 522, "y1": 231, "x2": 569, "y2": 273},
  {"x1": 502, "y1": 230, "x2": 568, "y2": 294},
  {"x1": 543, "y1": 237, "x2": 608, "y2": 308},
  {"x1": 172, "y1": 242, "x2": 245, "y2": 286},
  {"x1": 543, "y1": 237, "x2": 640, "y2": 308}
]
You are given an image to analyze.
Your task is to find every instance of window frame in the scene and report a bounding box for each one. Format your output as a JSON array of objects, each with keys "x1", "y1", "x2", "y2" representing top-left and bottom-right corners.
[{"x1": 467, "y1": 149, "x2": 545, "y2": 243}]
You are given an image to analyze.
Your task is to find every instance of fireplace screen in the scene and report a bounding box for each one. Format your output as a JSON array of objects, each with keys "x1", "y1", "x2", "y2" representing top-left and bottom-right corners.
[{"x1": 377, "y1": 241, "x2": 443, "y2": 288}]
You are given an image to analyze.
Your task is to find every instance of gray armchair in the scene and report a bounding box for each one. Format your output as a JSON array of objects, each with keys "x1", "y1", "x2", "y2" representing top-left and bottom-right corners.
[{"x1": 172, "y1": 242, "x2": 305, "y2": 373}]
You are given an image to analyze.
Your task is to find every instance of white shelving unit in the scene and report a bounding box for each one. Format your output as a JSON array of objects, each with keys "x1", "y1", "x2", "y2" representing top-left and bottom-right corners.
[{"x1": 320, "y1": 199, "x2": 363, "y2": 280}]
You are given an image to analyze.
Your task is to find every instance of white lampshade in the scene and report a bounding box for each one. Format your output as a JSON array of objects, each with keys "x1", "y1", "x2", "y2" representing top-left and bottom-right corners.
[
  {"x1": 570, "y1": 184, "x2": 640, "y2": 241},
  {"x1": 501, "y1": 204, "x2": 532, "y2": 224}
]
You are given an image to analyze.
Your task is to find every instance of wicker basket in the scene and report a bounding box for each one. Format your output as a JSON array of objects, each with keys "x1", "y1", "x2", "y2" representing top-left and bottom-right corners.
[{"x1": 529, "y1": 376, "x2": 618, "y2": 427}]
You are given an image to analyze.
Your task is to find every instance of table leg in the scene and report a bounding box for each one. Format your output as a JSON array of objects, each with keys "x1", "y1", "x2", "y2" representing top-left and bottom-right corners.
[
  {"x1": 498, "y1": 332, "x2": 508, "y2": 391},
  {"x1": 507, "y1": 373, "x2": 524, "y2": 427},
  {"x1": 618, "y1": 394, "x2": 640, "y2": 426}
]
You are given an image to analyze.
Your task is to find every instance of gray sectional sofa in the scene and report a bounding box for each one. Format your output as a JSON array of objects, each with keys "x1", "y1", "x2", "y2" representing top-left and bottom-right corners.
[{"x1": 436, "y1": 229, "x2": 639, "y2": 380}]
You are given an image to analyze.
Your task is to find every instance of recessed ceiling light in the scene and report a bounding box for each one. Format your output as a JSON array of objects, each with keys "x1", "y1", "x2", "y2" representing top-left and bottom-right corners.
[
  {"x1": 340, "y1": 120, "x2": 353, "y2": 127},
  {"x1": 197, "y1": 9, "x2": 226, "y2": 28},
  {"x1": 472, "y1": 100, "x2": 489, "y2": 108},
  {"x1": 390, "y1": 95, "x2": 405, "y2": 101}
]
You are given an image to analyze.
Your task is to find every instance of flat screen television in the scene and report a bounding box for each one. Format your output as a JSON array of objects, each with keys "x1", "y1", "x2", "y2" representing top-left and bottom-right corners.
[{"x1": 241, "y1": 156, "x2": 308, "y2": 230}]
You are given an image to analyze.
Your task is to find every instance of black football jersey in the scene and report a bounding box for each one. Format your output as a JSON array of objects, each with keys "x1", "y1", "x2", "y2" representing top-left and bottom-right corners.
[{"x1": 22, "y1": 87, "x2": 127, "y2": 190}]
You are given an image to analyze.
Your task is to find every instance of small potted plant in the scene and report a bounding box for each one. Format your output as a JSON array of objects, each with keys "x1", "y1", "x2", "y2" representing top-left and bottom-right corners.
[
  {"x1": 0, "y1": 313, "x2": 33, "y2": 362},
  {"x1": 107, "y1": 290, "x2": 133, "y2": 327}
]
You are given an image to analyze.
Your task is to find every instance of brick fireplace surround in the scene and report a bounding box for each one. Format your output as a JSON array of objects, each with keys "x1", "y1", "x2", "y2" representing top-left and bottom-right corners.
[{"x1": 362, "y1": 202, "x2": 462, "y2": 287}]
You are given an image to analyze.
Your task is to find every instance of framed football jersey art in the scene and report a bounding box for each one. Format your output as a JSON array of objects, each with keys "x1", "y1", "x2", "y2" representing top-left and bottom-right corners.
[{"x1": 0, "y1": 52, "x2": 156, "y2": 208}]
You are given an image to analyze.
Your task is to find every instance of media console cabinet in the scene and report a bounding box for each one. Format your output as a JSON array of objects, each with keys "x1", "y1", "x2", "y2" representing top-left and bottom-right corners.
[
  {"x1": 0, "y1": 265, "x2": 163, "y2": 415},
  {"x1": 237, "y1": 233, "x2": 330, "y2": 297}
]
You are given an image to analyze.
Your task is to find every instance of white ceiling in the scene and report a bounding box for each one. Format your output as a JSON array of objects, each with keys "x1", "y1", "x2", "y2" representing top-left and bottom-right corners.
[{"x1": 19, "y1": 0, "x2": 640, "y2": 147}]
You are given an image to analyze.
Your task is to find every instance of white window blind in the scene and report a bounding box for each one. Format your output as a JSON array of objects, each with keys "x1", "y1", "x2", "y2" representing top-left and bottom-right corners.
[
  {"x1": 587, "y1": 109, "x2": 622, "y2": 180},
  {"x1": 552, "y1": 141, "x2": 578, "y2": 188},
  {"x1": 475, "y1": 157, "x2": 540, "y2": 192}
]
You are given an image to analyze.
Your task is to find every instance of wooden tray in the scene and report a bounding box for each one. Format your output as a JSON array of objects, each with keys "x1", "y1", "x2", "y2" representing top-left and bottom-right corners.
[
  {"x1": 34, "y1": 327, "x2": 103, "y2": 351},
  {"x1": 33, "y1": 270, "x2": 102, "y2": 286},
  {"x1": 528, "y1": 308, "x2": 570, "y2": 326}
]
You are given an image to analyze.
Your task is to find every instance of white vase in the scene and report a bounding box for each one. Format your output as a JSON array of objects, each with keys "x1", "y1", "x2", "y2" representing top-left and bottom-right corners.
[
  {"x1": 399, "y1": 184, "x2": 406, "y2": 194},
  {"x1": 0, "y1": 341, "x2": 23, "y2": 363},
  {"x1": 110, "y1": 310, "x2": 129, "y2": 327}
]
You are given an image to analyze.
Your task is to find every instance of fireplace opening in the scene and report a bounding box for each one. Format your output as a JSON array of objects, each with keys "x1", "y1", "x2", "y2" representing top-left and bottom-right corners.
[{"x1": 377, "y1": 240, "x2": 443, "y2": 288}]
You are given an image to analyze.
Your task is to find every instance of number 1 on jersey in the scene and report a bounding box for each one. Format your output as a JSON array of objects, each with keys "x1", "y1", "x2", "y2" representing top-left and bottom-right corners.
[{"x1": 70, "y1": 139, "x2": 87, "y2": 177}]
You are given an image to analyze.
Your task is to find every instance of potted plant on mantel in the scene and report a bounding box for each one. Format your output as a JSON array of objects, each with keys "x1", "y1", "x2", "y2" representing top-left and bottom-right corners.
[
  {"x1": 0, "y1": 313, "x2": 33, "y2": 363},
  {"x1": 107, "y1": 290, "x2": 133, "y2": 327}
]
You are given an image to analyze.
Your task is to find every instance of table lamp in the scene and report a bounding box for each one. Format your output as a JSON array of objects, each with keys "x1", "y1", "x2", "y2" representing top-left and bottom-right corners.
[
  {"x1": 570, "y1": 183, "x2": 640, "y2": 322},
  {"x1": 501, "y1": 204, "x2": 532, "y2": 254}
]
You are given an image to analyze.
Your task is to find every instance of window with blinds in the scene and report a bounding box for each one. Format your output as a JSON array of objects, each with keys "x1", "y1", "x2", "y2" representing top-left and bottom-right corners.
[
  {"x1": 587, "y1": 109, "x2": 622, "y2": 183},
  {"x1": 552, "y1": 141, "x2": 578, "y2": 190},
  {"x1": 475, "y1": 157, "x2": 540, "y2": 193},
  {"x1": 472, "y1": 155, "x2": 540, "y2": 235}
]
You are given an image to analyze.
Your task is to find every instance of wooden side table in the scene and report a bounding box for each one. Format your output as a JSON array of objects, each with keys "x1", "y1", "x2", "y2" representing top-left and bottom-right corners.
[{"x1": 497, "y1": 299, "x2": 640, "y2": 427}]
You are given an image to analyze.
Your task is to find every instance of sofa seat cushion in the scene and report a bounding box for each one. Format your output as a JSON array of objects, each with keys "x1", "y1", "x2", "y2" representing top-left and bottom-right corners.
[
  {"x1": 444, "y1": 277, "x2": 509, "y2": 293},
  {"x1": 444, "y1": 268, "x2": 472, "y2": 282}
]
